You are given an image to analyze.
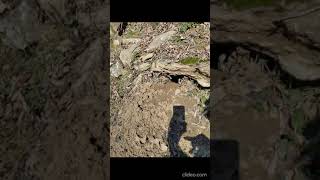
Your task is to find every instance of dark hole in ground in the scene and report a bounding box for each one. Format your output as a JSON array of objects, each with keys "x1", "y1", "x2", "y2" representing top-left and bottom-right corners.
[
  {"x1": 168, "y1": 74, "x2": 209, "y2": 89},
  {"x1": 169, "y1": 75, "x2": 186, "y2": 83}
]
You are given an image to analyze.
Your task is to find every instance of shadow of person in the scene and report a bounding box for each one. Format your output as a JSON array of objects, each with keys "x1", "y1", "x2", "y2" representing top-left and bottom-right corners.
[
  {"x1": 184, "y1": 134, "x2": 210, "y2": 157},
  {"x1": 167, "y1": 106, "x2": 188, "y2": 157}
]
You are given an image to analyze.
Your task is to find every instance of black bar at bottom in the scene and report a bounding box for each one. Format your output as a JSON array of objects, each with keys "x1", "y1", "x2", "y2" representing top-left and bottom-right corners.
[{"x1": 111, "y1": 158, "x2": 210, "y2": 180}]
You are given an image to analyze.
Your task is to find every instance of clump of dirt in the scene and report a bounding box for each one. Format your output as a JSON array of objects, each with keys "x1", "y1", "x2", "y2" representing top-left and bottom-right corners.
[{"x1": 110, "y1": 22, "x2": 210, "y2": 157}]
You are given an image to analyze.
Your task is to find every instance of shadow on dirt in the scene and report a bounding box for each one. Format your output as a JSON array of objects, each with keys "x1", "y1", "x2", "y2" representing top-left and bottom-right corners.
[
  {"x1": 168, "y1": 106, "x2": 188, "y2": 157},
  {"x1": 184, "y1": 134, "x2": 210, "y2": 157},
  {"x1": 168, "y1": 103, "x2": 210, "y2": 157}
]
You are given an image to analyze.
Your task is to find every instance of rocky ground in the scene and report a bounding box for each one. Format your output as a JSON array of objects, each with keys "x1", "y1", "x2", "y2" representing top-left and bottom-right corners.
[
  {"x1": 0, "y1": 0, "x2": 108, "y2": 180},
  {"x1": 212, "y1": 0, "x2": 320, "y2": 180},
  {"x1": 110, "y1": 22, "x2": 210, "y2": 157}
]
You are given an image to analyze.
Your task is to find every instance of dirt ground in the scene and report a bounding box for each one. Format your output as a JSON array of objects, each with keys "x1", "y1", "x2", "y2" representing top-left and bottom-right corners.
[{"x1": 110, "y1": 22, "x2": 210, "y2": 157}]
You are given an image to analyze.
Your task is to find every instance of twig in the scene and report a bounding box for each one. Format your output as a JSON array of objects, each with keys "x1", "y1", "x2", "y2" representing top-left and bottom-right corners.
[{"x1": 275, "y1": 6, "x2": 320, "y2": 22}]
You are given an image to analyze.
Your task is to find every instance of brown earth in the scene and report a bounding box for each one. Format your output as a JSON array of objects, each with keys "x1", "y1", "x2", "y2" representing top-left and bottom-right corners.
[{"x1": 110, "y1": 22, "x2": 210, "y2": 157}]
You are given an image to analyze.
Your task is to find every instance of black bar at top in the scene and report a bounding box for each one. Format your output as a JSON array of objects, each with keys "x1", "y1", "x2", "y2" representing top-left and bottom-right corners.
[{"x1": 110, "y1": 0, "x2": 210, "y2": 22}]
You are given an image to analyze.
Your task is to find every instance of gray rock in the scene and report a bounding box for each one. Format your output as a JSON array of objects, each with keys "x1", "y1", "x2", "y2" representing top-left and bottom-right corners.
[
  {"x1": 111, "y1": 61, "x2": 124, "y2": 78},
  {"x1": 160, "y1": 143, "x2": 168, "y2": 152},
  {"x1": 0, "y1": 0, "x2": 41, "y2": 49},
  {"x1": 111, "y1": 23, "x2": 120, "y2": 34},
  {"x1": 113, "y1": 39, "x2": 120, "y2": 47},
  {"x1": 120, "y1": 44, "x2": 139, "y2": 67},
  {"x1": 146, "y1": 31, "x2": 176, "y2": 51},
  {"x1": 140, "y1": 136, "x2": 147, "y2": 144},
  {"x1": 121, "y1": 38, "x2": 141, "y2": 45},
  {"x1": 140, "y1": 53, "x2": 154, "y2": 61},
  {"x1": 134, "y1": 63, "x2": 151, "y2": 71},
  {"x1": 196, "y1": 61, "x2": 210, "y2": 77}
]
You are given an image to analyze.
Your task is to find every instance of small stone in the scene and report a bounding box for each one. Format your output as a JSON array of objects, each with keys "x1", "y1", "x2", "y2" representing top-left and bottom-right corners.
[
  {"x1": 113, "y1": 40, "x2": 120, "y2": 46},
  {"x1": 121, "y1": 38, "x2": 141, "y2": 44},
  {"x1": 178, "y1": 137, "x2": 193, "y2": 156},
  {"x1": 146, "y1": 31, "x2": 176, "y2": 51},
  {"x1": 140, "y1": 136, "x2": 146, "y2": 144},
  {"x1": 174, "y1": 89, "x2": 181, "y2": 95},
  {"x1": 135, "y1": 136, "x2": 140, "y2": 142},
  {"x1": 151, "y1": 138, "x2": 160, "y2": 145},
  {"x1": 160, "y1": 143, "x2": 168, "y2": 152},
  {"x1": 134, "y1": 63, "x2": 151, "y2": 71},
  {"x1": 140, "y1": 53, "x2": 154, "y2": 61},
  {"x1": 119, "y1": 44, "x2": 139, "y2": 67},
  {"x1": 110, "y1": 61, "x2": 124, "y2": 78},
  {"x1": 110, "y1": 23, "x2": 120, "y2": 34},
  {"x1": 196, "y1": 78, "x2": 210, "y2": 88}
]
